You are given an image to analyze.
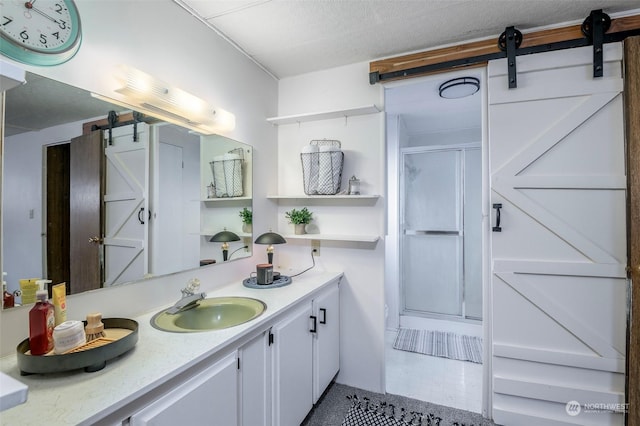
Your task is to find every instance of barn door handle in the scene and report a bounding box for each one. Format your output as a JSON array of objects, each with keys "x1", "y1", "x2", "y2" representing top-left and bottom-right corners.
[
  {"x1": 137, "y1": 207, "x2": 151, "y2": 224},
  {"x1": 493, "y1": 203, "x2": 502, "y2": 232}
]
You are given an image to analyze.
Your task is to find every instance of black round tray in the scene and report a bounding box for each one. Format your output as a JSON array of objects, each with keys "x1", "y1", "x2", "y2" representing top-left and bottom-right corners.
[
  {"x1": 16, "y1": 318, "x2": 138, "y2": 375},
  {"x1": 243, "y1": 275, "x2": 292, "y2": 289}
]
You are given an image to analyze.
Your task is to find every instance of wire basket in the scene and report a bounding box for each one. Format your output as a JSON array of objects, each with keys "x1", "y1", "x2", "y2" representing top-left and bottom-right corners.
[
  {"x1": 301, "y1": 139, "x2": 343, "y2": 195},
  {"x1": 210, "y1": 148, "x2": 244, "y2": 197}
]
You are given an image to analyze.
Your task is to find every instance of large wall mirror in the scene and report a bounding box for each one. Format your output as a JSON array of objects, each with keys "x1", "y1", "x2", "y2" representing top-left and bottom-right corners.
[{"x1": 1, "y1": 72, "x2": 252, "y2": 308}]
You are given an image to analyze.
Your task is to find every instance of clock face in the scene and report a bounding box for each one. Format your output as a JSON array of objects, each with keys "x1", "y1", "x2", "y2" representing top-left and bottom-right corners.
[{"x1": 0, "y1": 0, "x2": 81, "y2": 66}]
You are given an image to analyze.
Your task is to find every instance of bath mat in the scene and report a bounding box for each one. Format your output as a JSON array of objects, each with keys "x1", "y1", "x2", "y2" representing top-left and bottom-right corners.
[
  {"x1": 393, "y1": 329, "x2": 482, "y2": 364},
  {"x1": 341, "y1": 394, "x2": 442, "y2": 426},
  {"x1": 341, "y1": 394, "x2": 479, "y2": 426}
]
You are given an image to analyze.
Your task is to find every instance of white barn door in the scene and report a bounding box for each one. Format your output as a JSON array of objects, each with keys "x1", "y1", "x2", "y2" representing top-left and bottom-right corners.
[
  {"x1": 489, "y1": 44, "x2": 627, "y2": 425},
  {"x1": 103, "y1": 123, "x2": 150, "y2": 286}
]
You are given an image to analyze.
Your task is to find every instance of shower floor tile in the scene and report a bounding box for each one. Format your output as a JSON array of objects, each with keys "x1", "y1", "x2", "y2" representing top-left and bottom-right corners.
[{"x1": 385, "y1": 330, "x2": 483, "y2": 413}]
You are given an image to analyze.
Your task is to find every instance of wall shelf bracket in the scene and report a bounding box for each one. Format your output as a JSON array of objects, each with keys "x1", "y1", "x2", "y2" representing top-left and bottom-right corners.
[
  {"x1": 582, "y1": 9, "x2": 611, "y2": 78},
  {"x1": 498, "y1": 26, "x2": 522, "y2": 89}
]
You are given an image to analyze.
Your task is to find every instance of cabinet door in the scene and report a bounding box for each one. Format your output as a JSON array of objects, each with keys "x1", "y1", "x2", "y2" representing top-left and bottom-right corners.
[
  {"x1": 130, "y1": 352, "x2": 238, "y2": 426},
  {"x1": 240, "y1": 331, "x2": 270, "y2": 426},
  {"x1": 312, "y1": 282, "x2": 340, "y2": 403},
  {"x1": 272, "y1": 302, "x2": 313, "y2": 426}
]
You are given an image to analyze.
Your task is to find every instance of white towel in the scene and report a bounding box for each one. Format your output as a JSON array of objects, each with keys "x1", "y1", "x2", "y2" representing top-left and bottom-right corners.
[
  {"x1": 317, "y1": 145, "x2": 342, "y2": 194},
  {"x1": 301, "y1": 145, "x2": 320, "y2": 194}
]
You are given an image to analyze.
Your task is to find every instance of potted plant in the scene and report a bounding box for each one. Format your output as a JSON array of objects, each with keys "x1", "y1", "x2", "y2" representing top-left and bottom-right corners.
[
  {"x1": 239, "y1": 207, "x2": 252, "y2": 233},
  {"x1": 285, "y1": 207, "x2": 313, "y2": 235}
]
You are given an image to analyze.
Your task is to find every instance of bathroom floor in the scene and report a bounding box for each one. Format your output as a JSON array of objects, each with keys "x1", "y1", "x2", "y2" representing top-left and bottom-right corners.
[{"x1": 385, "y1": 330, "x2": 483, "y2": 413}]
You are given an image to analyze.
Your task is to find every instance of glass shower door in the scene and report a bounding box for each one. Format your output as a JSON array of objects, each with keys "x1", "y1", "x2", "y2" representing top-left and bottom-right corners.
[{"x1": 401, "y1": 149, "x2": 462, "y2": 316}]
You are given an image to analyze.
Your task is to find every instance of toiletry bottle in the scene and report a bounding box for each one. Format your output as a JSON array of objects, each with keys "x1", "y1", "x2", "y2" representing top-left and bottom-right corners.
[
  {"x1": 19, "y1": 279, "x2": 38, "y2": 305},
  {"x1": 2, "y1": 272, "x2": 14, "y2": 308},
  {"x1": 35, "y1": 279, "x2": 52, "y2": 297},
  {"x1": 3, "y1": 282, "x2": 14, "y2": 309},
  {"x1": 52, "y1": 282, "x2": 67, "y2": 325},
  {"x1": 29, "y1": 290, "x2": 55, "y2": 355}
]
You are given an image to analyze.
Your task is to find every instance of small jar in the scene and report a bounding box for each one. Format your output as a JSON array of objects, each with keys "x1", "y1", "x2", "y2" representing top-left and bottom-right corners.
[
  {"x1": 348, "y1": 175, "x2": 361, "y2": 195},
  {"x1": 53, "y1": 320, "x2": 86, "y2": 354}
]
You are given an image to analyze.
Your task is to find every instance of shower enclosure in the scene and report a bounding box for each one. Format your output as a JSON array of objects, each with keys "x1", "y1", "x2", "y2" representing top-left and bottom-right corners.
[{"x1": 400, "y1": 145, "x2": 481, "y2": 321}]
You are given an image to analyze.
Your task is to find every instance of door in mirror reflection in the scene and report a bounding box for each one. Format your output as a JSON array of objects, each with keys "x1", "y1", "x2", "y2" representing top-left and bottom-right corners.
[
  {"x1": 104, "y1": 124, "x2": 150, "y2": 286},
  {"x1": 69, "y1": 131, "x2": 103, "y2": 293}
]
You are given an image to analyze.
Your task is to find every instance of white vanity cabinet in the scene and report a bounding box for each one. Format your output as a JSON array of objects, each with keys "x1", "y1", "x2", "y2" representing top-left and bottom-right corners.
[
  {"x1": 123, "y1": 281, "x2": 340, "y2": 426},
  {"x1": 271, "y1": 301, "x2": 314, "y2": 426},
  {"x1": 129, "y1": 352, "x2": 238, "y2": 426},
  {"x1": 312, "y1": 282, "x2": 340, "y2": 403},
  {"x1": 239, "y1": 330, "x2": 271, "y2": 426},
  {"x1": 271, "y1": 280, "x2": 340, "y2": 425}
]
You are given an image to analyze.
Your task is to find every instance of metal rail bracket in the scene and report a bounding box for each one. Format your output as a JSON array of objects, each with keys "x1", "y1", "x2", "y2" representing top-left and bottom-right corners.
[
  {"x1": 498, "y1": 26, "x2": 523, "y2": 89},
  {"x1": 582, "y1": 9, "x2": 611, "y2": 78}
]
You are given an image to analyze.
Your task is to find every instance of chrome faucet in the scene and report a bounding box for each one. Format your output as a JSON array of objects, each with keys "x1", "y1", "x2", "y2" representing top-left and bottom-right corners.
[
  {"x1": 181, "y1": 278, "x2": 201, "y2": 298},
  {"x1": 166, "y1": 278, "x2": 206, "y2": 315}
]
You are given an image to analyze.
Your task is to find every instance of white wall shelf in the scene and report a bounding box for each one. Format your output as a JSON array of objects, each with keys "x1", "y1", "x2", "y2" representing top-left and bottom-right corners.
[
  {"x1": 267, "y1": 194, "x2": 379, "y2": 200},
  {"x1": 282, "y1": 234, "x2": 379, "y2": 243},
  {"x1": 266, "y1": 105, "x2": 380, "y2": 126},
  {"x1": 200, "y1": 197, "x2": 252, "y2": 203}
]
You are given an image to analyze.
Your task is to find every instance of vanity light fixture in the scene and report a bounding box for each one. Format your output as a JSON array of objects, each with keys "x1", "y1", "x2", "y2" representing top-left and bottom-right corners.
[
  {"x1": 209, "y1": 229, "x2": 241, "y2": 261},
  {"x1": 254, "y1": 231, "x2": 287, "y2": 264},
  {"x1": 438, "y1": 76, "x2": 480, "y2": 99},
  {"x1": 92, "y1": 66, "x2": 235, "y2": 134}
]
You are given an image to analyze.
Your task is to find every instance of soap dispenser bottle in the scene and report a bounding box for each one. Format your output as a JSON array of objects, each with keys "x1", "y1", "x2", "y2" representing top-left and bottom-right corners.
[
  {"x1": 2, "y1": 272, "x2": 13, "y2": 308},
  {"x1": 29, "y1": 289, "x2": 55, "y2": 355}
]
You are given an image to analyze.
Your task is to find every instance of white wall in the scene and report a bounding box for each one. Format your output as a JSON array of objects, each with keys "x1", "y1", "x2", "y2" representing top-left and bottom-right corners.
[
  {"x1": 276, "y1": 62, "x2": 386, "y2": 393},
  {"x1": 407, "y1": 127, "x2": 481, "y2": 147},
  {"x1": 0, "y1": 0, "x2": 278, "y2": 356}
]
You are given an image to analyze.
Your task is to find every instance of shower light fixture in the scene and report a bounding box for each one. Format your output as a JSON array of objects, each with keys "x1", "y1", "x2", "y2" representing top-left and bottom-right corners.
[{"x1": 438, "y1": 76, "x2": 480, "y2": 99}]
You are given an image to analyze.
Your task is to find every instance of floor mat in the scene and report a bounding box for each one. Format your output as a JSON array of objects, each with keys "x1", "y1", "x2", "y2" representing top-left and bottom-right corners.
[
  {"x1": 341, "y1": 394, "x2": 443, "y2": 426},
  {"x1": 393, "y1": 328, "x2": 482, "y2": 364}
]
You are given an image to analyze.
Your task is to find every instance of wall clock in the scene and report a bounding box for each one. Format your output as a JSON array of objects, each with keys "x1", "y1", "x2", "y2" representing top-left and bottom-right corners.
[{"x1": 0, "y1": 0, "x2": 82, "y2": 66}]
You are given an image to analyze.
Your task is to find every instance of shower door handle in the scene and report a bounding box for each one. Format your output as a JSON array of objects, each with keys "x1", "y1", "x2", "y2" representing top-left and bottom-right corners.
[{"x1": 493, "y1": 203, "x2": 502, "y2": 232}]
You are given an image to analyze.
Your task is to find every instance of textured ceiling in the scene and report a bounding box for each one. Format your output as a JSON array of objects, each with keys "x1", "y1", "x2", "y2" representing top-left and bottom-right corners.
[
  {"x1": 177, "y1": 0, "x2": 640, "y2": 79},
  {"x1": 5, "y1": 2, "x2": 639, "y2": 137}
]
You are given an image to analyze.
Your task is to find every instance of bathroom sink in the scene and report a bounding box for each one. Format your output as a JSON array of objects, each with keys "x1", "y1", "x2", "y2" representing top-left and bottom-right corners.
[{"x1": 151, "y1": 297, "x2": 266, "y2": 333}]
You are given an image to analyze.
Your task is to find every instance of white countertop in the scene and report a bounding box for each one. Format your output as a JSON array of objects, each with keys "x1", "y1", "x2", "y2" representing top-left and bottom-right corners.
[
  {"x1": 0, "y1": 372, "x2": 28, "y2": 412},
  {"x1": 0, "y1": 271, "x2": 342, "y2": 425}
]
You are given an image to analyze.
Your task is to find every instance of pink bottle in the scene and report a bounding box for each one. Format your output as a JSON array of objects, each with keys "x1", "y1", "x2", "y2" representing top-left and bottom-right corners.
[{"x1": 29, "y1": 290, "x2": 55, "y2": 355}]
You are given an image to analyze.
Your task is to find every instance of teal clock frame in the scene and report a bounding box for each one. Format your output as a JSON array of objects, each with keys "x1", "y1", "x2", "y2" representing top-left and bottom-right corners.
[{"x1": 0, "y1": 0, "x2": 82, "y2": 66}]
